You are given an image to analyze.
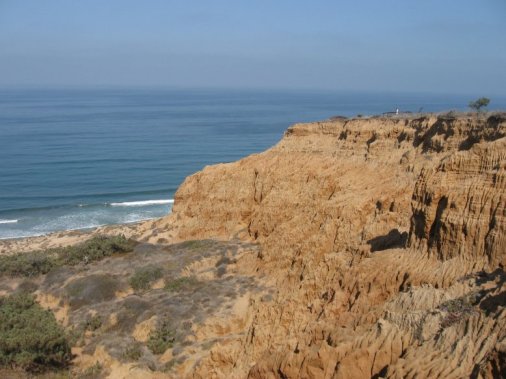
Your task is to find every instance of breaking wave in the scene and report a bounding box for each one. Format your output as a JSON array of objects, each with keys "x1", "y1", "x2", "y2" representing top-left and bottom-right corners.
[
  {"x1": 109, "y1": 199, "x2": 174, "y2": 207},
  {"x1": 0, "y1": 219, "x2": 18, "y2": 224}
]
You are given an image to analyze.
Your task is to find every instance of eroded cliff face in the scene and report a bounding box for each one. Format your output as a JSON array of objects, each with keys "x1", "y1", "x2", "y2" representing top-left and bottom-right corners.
[
  {"x1": 409, "y1": 137, "x2": 505, "y2": 268},
  {"x1": 141, "y1": 114, "x2": 506, "y2": 378}
]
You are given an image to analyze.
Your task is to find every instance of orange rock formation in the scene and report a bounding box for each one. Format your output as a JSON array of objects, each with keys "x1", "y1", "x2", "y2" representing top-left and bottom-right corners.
[{"x1": 146, "y1": 114, "x2": 505, "y2": 378}]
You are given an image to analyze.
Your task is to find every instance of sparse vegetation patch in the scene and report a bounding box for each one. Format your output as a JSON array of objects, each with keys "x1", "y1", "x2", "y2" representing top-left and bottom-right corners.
[
  {"x1": 57, "y1": 235, "x2": 134, "y2": 266},
  {"x1": 122, "y1": 343, "x2": 143, "y2": 361},
  {"x1": 83, "y1": 314, "x2": 102, "y2": 332},
  {"x1": 179, "y1": 239, "x2": 213, "y2": 250},
  {"x1": 77, "y1": 362, "x2": 103, "y2": 379},
  {"x1": 164, "y1": 276, "x2": 199, "y2": 292},
  {"x1": 439, "y1": 293, "x2": 480, "y2": 328},
  {"x1": 0, "y1": 235, "x2": 135, "y2": 278},
  {"x1": 0, "y1": 251, "x2": 55, "y2": 277},
  {"x1": 129, "y1": 266, "x2": 164, "y2": 292},
  {"x1": 65, "y1": 274, "x2": 120, "y2": 308},
  {"x1": 147, "y1": 319, "x2": 175, "y2": 354}
]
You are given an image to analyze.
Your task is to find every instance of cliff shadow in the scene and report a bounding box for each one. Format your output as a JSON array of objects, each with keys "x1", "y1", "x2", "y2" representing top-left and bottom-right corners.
[{"x1": 367, "y1": 229, "x2": 408, "y2": 252}]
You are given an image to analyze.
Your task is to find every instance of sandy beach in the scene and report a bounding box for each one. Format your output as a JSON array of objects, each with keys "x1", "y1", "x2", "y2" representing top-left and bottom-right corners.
[{"x1": 0, "y1": 219, "x2": 152, "y2": 256}]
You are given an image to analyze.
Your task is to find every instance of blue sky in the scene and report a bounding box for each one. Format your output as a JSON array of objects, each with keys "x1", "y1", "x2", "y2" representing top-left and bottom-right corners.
[{"x1": 0, "y1": 0, "x2": 505, "y2": 94}]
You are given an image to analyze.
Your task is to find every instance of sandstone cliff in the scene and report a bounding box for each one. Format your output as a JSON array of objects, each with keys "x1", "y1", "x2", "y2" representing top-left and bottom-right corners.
[{"x1": 142, "y1": 113, "x2": 505, "y2": 378}]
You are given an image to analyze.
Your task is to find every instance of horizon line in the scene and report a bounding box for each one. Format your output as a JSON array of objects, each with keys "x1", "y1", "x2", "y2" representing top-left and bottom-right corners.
[{"x1": 0, "y1": 84, "x2": 504, "y2": 99}]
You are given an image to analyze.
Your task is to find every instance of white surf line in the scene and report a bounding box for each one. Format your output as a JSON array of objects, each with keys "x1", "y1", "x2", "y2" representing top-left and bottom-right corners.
[
  {"x1": 0, "y1": 219, "x2": 18, "y2": 224},
  {"x1": 0, "y1": 232, "x2": 45, "y2": 240},
  {"x1": 109, "y1": 199, "x2": 174, "y2": 207}
]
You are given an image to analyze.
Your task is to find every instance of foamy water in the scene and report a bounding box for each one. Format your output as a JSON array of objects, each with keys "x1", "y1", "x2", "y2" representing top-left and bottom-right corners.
[
  {"x1": 0, "y1": 200, "x2": 173, "y2": 239},
  {"x1": 0, "y1": 219, "x2": 18, "y2": 224},
  {"x1": 110, "y1": 199, "x2": 174, "y2": 207}
]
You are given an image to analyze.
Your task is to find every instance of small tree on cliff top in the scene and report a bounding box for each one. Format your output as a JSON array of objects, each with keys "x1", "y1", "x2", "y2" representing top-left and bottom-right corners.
[{"x1": 468, "y1": 97, "x2": 490, "y2": 112}]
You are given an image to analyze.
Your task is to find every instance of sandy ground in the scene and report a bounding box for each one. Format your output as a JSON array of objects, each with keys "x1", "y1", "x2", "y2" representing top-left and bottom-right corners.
[{"x1": 0, "y1": 220, "x2": 150, "y2": 256}]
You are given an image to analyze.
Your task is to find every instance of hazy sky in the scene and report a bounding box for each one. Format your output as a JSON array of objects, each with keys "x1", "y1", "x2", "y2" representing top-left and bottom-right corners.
[{"x1": 1, "y1": 0, "x2": 505, "y2": 94}]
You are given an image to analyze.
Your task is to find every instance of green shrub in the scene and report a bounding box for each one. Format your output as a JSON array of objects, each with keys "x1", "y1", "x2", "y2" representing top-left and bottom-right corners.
[
  {"x1": 56, "y1": 235, "x2": 134, "y2": 266},
  {"x1": 16, "y1": 281, "x2": 39, "y2": 294},
  {"x1": 122, "y1": 343, "x2": 143, "y2": 361},
  {"x1": 0, "y1": 235, "x2": 135, "y2": 278},
  {"x1": 129, "y1": 266, "x2": 163, "y2": 292},
  {"x1": 0, "y1": 293, "x2": 71, "y2": 372},
  {"x1": 164, "y1": 276, "x2": 199, "y2": 292},
  {"x1": 66, "y1": 327, "x2": 84, "y2": 347},
  {"x1": 0, "y1": 252, "x2": 55, "y2": 277},
  {"x1": 83, "y1": 314, "x2": 102, "y2": 332},
  {"x1": 147, "y1": 320, "x2": 175, "y2": 354}
]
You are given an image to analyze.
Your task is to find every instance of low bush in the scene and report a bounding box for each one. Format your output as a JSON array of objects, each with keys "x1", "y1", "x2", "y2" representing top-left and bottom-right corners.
[
  {"x1": 16, "y1": 281, "x2": 39, "y2": 294},
  {"x1": 83, "y1": 314, "x2": 102, "y2": 332},
  {"x1": 122, "y1": 343, "x2": 143, "y2": 361},
  {"x1": 129, "y1": 266, "x2": 163, "y2": 292},
  {"x1": 56, "y1": 235, "x2": 134, "y2": 266},
  {"x1": 439, "y1": 294, "x2": 479, "y2": 328},
  {"x1": 440, "y1": 294, "x2": 476, "y2": 313},
  {"x1": 147, "y1": 320, "x2": 175, "y2": 354},
  {"x1": 0, "y1": 252, "x2": 55, "y2": 277},
  {"x1": 164, "y1": 276, "x2": 199, "y2": 292},
  {"x1": 0, "y1": 293, "x2": 71, "y2": 372},
  {"x1": 65, "y1": 274, "x2": 120, "y2": 308},
  {"x1": 0, "y1": 235, "x2": 134, "y2": 278}
]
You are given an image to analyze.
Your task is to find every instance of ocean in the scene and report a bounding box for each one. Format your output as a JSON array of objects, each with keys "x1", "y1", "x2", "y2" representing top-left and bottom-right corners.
[{"x1": 0, "y1": 88, "x2": 503, "y2": 239}]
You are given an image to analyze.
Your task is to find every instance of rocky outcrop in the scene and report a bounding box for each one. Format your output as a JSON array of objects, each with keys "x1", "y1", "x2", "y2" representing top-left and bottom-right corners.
[
  {"x1": 409, "y1": 137, "x2": 506, "y2": 268},
  {"x1": 145, "y1": 113, "x2": 506, "y2": 378}
]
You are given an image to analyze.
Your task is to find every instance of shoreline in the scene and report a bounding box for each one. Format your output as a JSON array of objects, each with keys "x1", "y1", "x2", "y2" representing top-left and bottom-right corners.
[
  {"x1": 0, "y1": 199, "x2": 174, "y2": 241},
  {"x1": 0, "y1": 216, "x2": 160, "y2": 241},
  {"x1": 0, "y1": 217, "x2": 161, "y2": 255}
]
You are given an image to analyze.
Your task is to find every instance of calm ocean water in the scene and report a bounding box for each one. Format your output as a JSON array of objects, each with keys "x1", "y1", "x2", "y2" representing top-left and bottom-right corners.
[{"x1": 0, "y1": 88, "x2": 504, "y2": 239}]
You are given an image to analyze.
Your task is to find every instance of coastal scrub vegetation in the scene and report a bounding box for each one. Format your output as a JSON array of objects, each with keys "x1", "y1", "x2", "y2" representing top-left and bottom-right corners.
[
  {"x1": 0, "y1": 235, "x2": 135, "y2": 277},
  {"x1": 129, "y1": 265, "x2": 164, "y2": 291},
  {"x1": 83, "y1": 314, "x2": 102, "y2": 332},
  {"x1": 147, "y1": 319, "x2": 176, "y2": 354},
  {"x1": 122, "y1": 343, "x2": 143, "y2": 361},
  {"x1": 57, "y1": 234, "x2": 134, "y2": 266},
  {"x1": 164, "y1": 276, "x2": 199, "y2": 292},
  {"x1": 439, "y1": 293, "x2": 480, "y2": 329},
  {"x1": 0, "y1": 293, "x2": 71, "y2": 372}
]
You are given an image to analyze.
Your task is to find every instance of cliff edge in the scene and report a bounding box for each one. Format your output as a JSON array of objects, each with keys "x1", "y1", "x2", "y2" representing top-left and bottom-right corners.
[{"x1": 143, "y1": 113, "x2": 505, "y2": 378}]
